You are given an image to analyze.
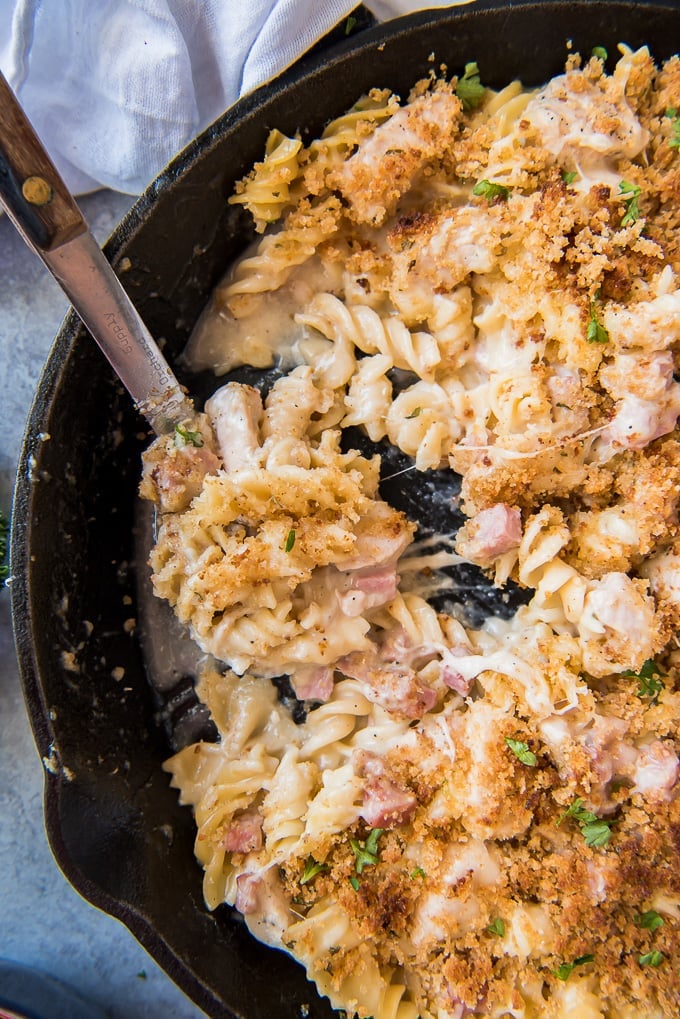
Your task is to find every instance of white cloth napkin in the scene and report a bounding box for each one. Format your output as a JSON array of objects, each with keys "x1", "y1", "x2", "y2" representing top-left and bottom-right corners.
[{"x1": 0, "y1": 0, "x2": 474, "y2": 195}]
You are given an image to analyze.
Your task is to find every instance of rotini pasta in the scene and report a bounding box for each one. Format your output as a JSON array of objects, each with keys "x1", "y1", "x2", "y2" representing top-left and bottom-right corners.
[
  {"x1": 145, "y1": 45, "x2": 680, "y2": 1019},
  {"x1": 228, "y1": 129, "x2": 304, "y2": 232}
]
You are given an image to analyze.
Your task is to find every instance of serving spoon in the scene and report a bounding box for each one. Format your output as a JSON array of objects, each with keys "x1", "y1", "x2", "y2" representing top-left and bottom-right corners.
[
  {"x1": 0, "y1": 71, "x2": 215, "y2": 741},
  {"x1": 0, "y1": 71, "x2": 194, "y2": 436}
]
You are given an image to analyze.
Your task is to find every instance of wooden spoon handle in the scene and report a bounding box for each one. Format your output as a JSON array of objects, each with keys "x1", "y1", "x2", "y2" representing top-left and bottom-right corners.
[{"x1": 0, "y1": 71, "x2": 86, "y2": 251}]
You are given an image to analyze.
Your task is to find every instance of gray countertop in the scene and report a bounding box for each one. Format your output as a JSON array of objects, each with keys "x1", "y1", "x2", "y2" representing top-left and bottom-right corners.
[{"x1": 0, "y1": 191, "x2": 205, "y2": 1018}]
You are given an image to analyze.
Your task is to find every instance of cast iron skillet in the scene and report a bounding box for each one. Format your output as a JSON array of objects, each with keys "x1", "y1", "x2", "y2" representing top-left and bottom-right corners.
[{"x1": 10, "y1": 2, "x2": 680, "y2": 1016}]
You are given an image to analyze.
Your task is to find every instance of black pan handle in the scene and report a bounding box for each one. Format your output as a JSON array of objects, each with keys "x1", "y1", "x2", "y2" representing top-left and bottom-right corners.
[{"x1": 0, "y1": 71, "x2": 86, "y2": 251}]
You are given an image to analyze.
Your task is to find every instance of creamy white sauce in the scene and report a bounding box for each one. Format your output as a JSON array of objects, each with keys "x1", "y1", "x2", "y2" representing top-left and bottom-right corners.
[{"x1": 183, "y1": 252, "x2": 343, "y2": 374}]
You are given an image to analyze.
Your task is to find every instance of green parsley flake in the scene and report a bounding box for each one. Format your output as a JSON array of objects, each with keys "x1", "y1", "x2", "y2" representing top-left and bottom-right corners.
[
  {"x1": 556, "y1": 797, "x2": 613, "y2": 848},
  {"x1": 487, "y1": 918, "x2": 505, "y2": 937},
  {"x1": 619, "y1": 180, "x2": 642, "y2": 227},
  {"x1": 284, "y1": 528, "x2": 296, "y2": 553},
  {"x1": 505, "y1": 737, "x2": 538, "y2": 767},
  {"x1": 344, "y1": 14, "x2": 357, "y2": 35},
  {"x1": 562, "y1": 170, "x2": 578, "y2": 184},
  {"x1": 349, "y1": 875, "x2": 361, "y2": 892},
  {"x1": 634, "y1": 909, "x2": 664, "y2": 932},
  {"x1": 591, "y1": 46, "x2": 608, "y2": 62},
  {"x1": 586, "y1": 296, "x2": 609, "y2": 344},
  {"x1": 350, "y1": 828, "x2": 383, "y2": 874},
  {"x1": 406, "y1": 407, "x2": 423, "y2": 419},
  {"x1": 300, "y1": 856, "x2": 327, "y2": 885},
  {"x1": 553, "y1": 954, "x2": 595, "y2": 981},
  {"x1": 665, "y1": 107, "x2": 680, "y2": 148},
  {"x1": 174, "y1": 423, "x2": 204, "y2": 448},
  {"x1": 410, "y1": 867, "x2": 426, "y2": 880},
  {"x1": 0, "y1": 510, "x2": 8, "y2": 587},
  {"x1": 558, "y1": 798, "x2": 597, "y2": 826},
  {"x1": 623, "y1": 659, "x2": 666, "y2": 702},
  {"x1": 456, "y1": 62, "x2": 486, "y2": 112},
  {"x1": 581, "y1": 819, "x2": 614, "y2": 848},
  {"x1": 639, "y1": 950, "x2": 665, "y2": 968},
  {"x1": 473, "y1": 179, "x2": 510, "y2": 203}
]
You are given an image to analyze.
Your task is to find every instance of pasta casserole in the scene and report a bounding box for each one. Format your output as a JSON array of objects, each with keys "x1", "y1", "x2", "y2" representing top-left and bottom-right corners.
[{"x1": 140, "y1": 44, "x2": 680, "y2": 1019}]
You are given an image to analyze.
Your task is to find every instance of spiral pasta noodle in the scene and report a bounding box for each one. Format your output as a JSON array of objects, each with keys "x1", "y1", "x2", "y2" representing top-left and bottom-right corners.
[
  {"x1": 222, "y1": 196, "x2": 342, "y2": 313},
  {"x1": 229, "y1": 129, "x2": 304, "y2": 232}
]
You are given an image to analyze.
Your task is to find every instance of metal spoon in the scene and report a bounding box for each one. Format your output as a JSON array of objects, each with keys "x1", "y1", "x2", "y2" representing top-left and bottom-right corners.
[{"x1": 0, "y1": 71, "x2": 193, "y2": 435}]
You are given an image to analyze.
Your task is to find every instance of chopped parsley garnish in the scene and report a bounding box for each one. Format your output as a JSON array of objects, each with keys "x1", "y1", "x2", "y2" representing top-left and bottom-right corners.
[
  {"x1": 174, "y1": 423, "x2": 204, "y2": 448},
  {"x1": 0, "y1": 510, "x2": 8, "y2": 587},
  {"x1": 344, "y1": 14, "x2": 357, "y2": 35},
  {"x1": 350, "y1": 828, "x2": 383, "y2": 874},
  {"x1": 349, "y1": 875, "x2": 361, "y2": 892},
  {"x1": 300, "y1": 856, "x2": 327, "y2": 885},
  {"x1": 586, "y1": 295, "x2": 609, "y2": 344},
  {"x1": 406, "y1": 407, "x2": 423, "y2": 419},
  {"x1": 623, "y1": 659, "x2": 666, "y2": 702},
  {"x1": 553, "y1": 954, "x2": 595, "y2": 981},
  {"x1": 410, "y1": 866, "x2": 426, "y2": 880},
  {"x1": 556, "y1": 797, "x2": 614, "y2": 848},
  {"x1": 473, "y1": 179, "x2": 510, "y2": 202},
  {"x1": 487, "y1": 917, "x2": 505, "y2": 937},
  {"x1": 505, "y1": 737, "x2": 538, "y2": 767},
  {"x1": 639, "y1": 950, "x2": 665, "y2": 968},
  {"x1": 561, "y1": 170, "x2": 578, "y2": 184},
  {"x1": 284, "y1": 528, "x2": 296, "y2": 553},
  {"x1": 634, "y1": 909, "x2": 664, "y2": 932},
  {"x1": 665, "y1": 107, "x2": 680, "y2": 148},
  {"x1": 580, "y1": 819, "x2": 615, "y2": 848},
  {"x1": 591, "y1": 46, "x2": 608, "y2": 62},
  {"x1": 456, "y1": 61, "x2": 486, "y2": 111},
  {"x1": 619, "y1": 180, "x2": 642, "y2": 227}
]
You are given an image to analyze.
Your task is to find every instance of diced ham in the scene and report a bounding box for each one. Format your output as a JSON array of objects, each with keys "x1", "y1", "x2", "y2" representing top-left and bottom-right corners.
[
  {"x1": 290, "y1": 665, "x2": 334, "y2": 702},
  {"x1": 150, "y1": 443, "x2": 220, "y2": 513},
  {"x1": 358, "y1": 753, "x2": 417, "y2": 829},
  {"x1": 597, "y1": 391, "x2": 680, "y2": 455},
  {"x1": 379, "y1": 626, "x2": 428, "y2": 666},
  {"x1": 235, "y1": 871, "x2": 262, "y2": 915},
  {"x1": 337, "y1": 565, "x2": 398, "y2": 617},
  {"x1": 441, "y1": 660, "x2": 473, "y2": 697},
  {"x1": 235, "y1": 868, "x2": 290, "y2": 948},
  {"x1": 205, "y1": 382, "x2": 263, "y2": 472},
  {"x1": 220, "y1": 810, "x2": 263, "y2": 853},
  {"x1": 455, "y1": 503, "x2": 522, "y2": 567},
  {"x1": 339, "y1": 650, "x2": 436, "y2": 719},
  {"x1": 633, "y1": 741, "x2": 680, "y2": 802}
]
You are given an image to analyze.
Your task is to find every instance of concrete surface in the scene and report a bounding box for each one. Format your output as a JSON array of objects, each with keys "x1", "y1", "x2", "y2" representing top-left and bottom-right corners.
[{"x1": 0, "y1": 191, "x2": 205, "y2": 1018}]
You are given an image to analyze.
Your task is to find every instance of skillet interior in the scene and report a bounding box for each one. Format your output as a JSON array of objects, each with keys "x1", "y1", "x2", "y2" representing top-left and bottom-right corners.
[{"x1": 11, "y1": 2, "x2": 680, "y2": 1016}]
